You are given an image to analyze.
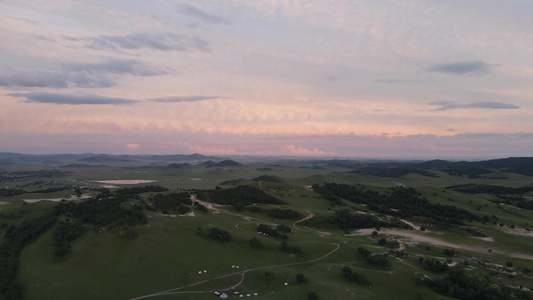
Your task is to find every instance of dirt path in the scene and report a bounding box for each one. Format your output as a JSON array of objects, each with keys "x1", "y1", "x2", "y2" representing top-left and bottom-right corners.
[
  {"x1": 292, "y1": 210, "x2": 314, "y2": 230},
  {"x1": 129, "y1": 205, "x2": 340, "y2": 300},
  {"x1": 129, "y1": 243, "x2": 340, "y2": 300}
]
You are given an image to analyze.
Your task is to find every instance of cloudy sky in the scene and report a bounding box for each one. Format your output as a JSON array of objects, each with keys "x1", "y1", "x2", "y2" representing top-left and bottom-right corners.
[{"x1": 1, "y1": 0, "x2": 532, "y2": 159}]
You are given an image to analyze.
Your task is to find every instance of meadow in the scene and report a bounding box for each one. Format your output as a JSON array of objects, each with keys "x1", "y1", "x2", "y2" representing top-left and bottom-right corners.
[{"x1": 1, "y1": 155, "x2": 533, "y2": 300}]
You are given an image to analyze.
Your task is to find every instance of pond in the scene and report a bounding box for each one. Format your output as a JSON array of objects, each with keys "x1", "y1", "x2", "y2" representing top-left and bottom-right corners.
[
  {"x1": 23, "y1": 194, "x2": 91, "y2": 203},
  {"x1": 94, "y1": 180, "x2": 157, "y2": 185}
]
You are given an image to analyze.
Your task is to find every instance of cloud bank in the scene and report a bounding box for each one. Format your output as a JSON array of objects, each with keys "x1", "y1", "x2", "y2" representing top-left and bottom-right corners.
[
  {"x1": 178, "y1": 4, "x2": 230, "y2": 24},
  {"x1": 9, "y1": 92, "x2": 137, "y2": 105},
  {"x1": 429, "y1": 101, "x2": 519, "y2": 111},
  {"x1": 87, "y1": 33, "x2": 210, "y2": 52},
  {"x1": 0, "y1": 59, "x2": 163, "y2": 89},
  {"x1": 426, "y1": 60, "x2": 496, "y2": 75},
  {"x1": 148, "y1": 95, "x2": 229, "y2": 103}
]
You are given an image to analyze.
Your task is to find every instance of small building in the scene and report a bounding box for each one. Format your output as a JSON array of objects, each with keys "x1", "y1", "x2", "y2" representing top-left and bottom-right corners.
[
  {"x1": 213, "y1": 290, "x2": 221, "y2": 296},
  {"x1": 220, "y1": 293, "x2": 228, "y2": 299}
]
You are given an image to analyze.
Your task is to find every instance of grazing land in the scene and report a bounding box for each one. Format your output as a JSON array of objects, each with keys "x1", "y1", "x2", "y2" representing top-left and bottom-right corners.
[{"x1": 1, "y1": 153, "x2": 533, "y2": 300}]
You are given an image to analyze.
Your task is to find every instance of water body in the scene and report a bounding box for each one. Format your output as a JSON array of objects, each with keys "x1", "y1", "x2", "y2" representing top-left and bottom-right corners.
[
  {"x1": 94, "y1": 180, "x2": 157, "y2": 184},
  {"x1": 23, "y1": 194, "x2": 91, "y2": 203}
]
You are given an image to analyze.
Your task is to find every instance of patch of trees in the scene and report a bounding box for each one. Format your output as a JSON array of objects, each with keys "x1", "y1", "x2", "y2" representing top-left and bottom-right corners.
[
  {"x1": 448, "y1": 183, "x2": 533, "y2": 195},
  {"x1": 378, "y1": 237, "x2": 400, "y2": 249},
  {"x1": 443, "y1": 248, "x2": 456, "y2": 257},
  {"x1": 342, "y1": 266, "x2": 368, "y2": 284},
  {"x1": 199, "y1": 185, "x2": 283, "y2": 210},
  {"x1": 253, "y1": 175, "x2": 283, "y2": 182},
  {"x1": 331, "y1": 209, "x2": 404, "y2": 231},
  {"x1": 276, "y1": 224, "x2": 292, "y2": 233},
  {"x1": 349, "y1": 157, "x2": 533, "y2": 178},
  {"x1": 389, "y1": 249, "x2": 408, "y2": 258},
  {"x1": 357, "y1": 247, "x2": 391, "y2": 269},
  {"x1": 249, "y1": 237, "x2": 263, "y2": 249},
  {"x1": 418, "y1": 269, "x2": 533, "y2": 300},
  {"x1": 281, "y1": 240, "x2": 303, "y2": 255},
  {"x1": 54, "y1": 221, "x2": 85, "y2": 260},
  {"x1": 50, "y1": 193, "x2": 148, "y2": 261},
  {"x1": 206, "y1": 227, "x2": 231, "y2": 242},
  {"x1": 193, "y1": 202, "x2": 208, "y2": 212},
  {"x1": 314, "y1": 183, "x2": 480, "y2": 225},
  {"x1": 417, "y1": 257, "x2": 449, "y2": 273},
  {"x1": 115, "y1": 185, "x2": 168, "y2": 197},
  {"x1": 0, "y1": 213, "x2": 57, "y2": 299},
  {"x1": 152, "y1": 192, "x2": 192, "y2": 214},
  {"x1": 0, "y1": 169, "x2": 69, "y2": 181},
  {"x1": 219, "y1": 179, "x2": 248, "y2": 186},
  {"x1": 0, "y1": 189, "x2": 24, "y2": 197},
  {"x1": 213, "y1": 159, "x2": 240, "y2": 167},
  {"x1": 257, "y1": 224, "x2": 288, "y2": 239},
  {"x1": 448, "y1": 184, "x2": 533, "y2": 211},
  {"x1": 54, "y1": 196, "x2": 147, "y2": 228},
  {"x1": 349, "y1": 166, "x2": 439, "y2": 178},
  {"x1": 268, "y1": 208, "x2": 301, "y2": 220},
  {"x1": 296, "y1": 273, "x2": 305, "y2": 283}
]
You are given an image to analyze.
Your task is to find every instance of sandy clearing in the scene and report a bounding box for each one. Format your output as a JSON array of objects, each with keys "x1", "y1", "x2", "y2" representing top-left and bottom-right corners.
[
  {"x1": 501, "y1": 227, "x2": 533, "y2": 238},
  {"x1": 473, "y1": 236, "x2": 494, "y2": 242},
  {"x1": 379, "y1": 229, "x2": 533, "y2": 260}
]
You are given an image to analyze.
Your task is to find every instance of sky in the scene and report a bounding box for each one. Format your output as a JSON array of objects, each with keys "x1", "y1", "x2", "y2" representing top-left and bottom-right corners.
[{"x1": 1, "y1": 0, "x2": 532, "y2": 159}]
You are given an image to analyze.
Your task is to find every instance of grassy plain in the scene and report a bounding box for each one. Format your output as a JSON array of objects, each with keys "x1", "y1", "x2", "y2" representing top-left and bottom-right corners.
[{"x1": 1, "y1": 158, "x2": 533, "y2": 299}]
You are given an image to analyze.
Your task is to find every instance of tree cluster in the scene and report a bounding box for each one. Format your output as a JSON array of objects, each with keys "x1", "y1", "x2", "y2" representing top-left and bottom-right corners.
[
  {"x1": 200, "y1": 185, "x2": 283, "y2": 210},
  {"x1": 152, "y1": 192, "x2": 192, "y2": 214},
  {"x1": 267, "y1": 208, "x2": 301, "y2": 220},
  {"x1": 0, "y1": 213, "x2": 57, "y2": 299},
  {"x1": 418, "y1": 257, "x2": 449, "y2": 273},
  {"x1": 378, "y1": 237, "x2": 400, "y2": 249},
  {"x1": 114, "y1": 185, "x2": 168, "y2": 197},
  {"x1": 193, "y1": 202, "x2": 208, "y2": 212},
  {"x1": 342, "y1": 266, "x2": 367, "y2": 284},
  {"x1": 281, "y1": 240, "x2": 303, "y2": 255},
  {"x1": 257, "y1": 224, "x2": 288, "y2": 239},
  {"x1": 357, "y1": 247, "x2": 391, "y2": 269},
  {"x1": 332, "y1": 209, "x2": 401, "y2": 231},
  {"x1": 206, "y1": 227, "x2": 232, "y2": 242},
  {"x1": 249, "y1": 237, "x2": 263, "y2": 249},
  {"x1": 54, "y1": 196, "x2": 147, "y2": 228},
  {"x1": 418, "y1": 269, "x2": 533, "y2": 300},
  {"x1": 314, "y1": 183, "x2": 480, "y2": 225},
  {"x1": 54, "y1": 221, "x2": 85, "y2": 260},
  {"x1": 276, "y1": 224, "x2": 292, "y2": 233}
]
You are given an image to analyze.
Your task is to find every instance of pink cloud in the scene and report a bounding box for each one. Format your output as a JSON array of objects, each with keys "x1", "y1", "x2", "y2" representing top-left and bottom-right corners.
[
  {"x1": 278, "y1": 145, "x2": 330, "y2": 156},
  {"x1": 126, "y1": 144, "x2": 140, "y2": 148}
]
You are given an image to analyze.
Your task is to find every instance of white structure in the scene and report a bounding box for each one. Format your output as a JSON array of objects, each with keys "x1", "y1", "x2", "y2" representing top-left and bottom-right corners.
[{"x1": 220, "y1": 293, "x2": 228, "y2": 299}]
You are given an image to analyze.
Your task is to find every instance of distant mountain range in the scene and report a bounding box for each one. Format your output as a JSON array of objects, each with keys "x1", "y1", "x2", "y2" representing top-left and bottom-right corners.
[
  {"x1": 1, "y1": 153, "x2": 532, "y2": 177},
  {"x1": 347, "y1": 157, "x2": 533, "y2": 177},
  {"x1": 0, "y1": 152, "x2": 223, "y2": 166}
]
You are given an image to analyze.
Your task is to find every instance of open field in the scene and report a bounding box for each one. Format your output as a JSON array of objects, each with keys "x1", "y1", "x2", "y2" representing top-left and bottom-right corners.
[{"x1": 2, "y1": 154, "x2": 533, "y2": 299}]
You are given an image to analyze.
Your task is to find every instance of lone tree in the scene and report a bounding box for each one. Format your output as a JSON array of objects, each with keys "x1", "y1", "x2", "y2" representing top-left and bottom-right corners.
[
  {"x1": 308, "y1": 292, "x2": 318, "y2": 300},
  {"x1": 249, "y1": 237, "x2": 264, "y2": 249},
  {"x1": 296, "y1": 273, "x2": 305, "y2": 283}
]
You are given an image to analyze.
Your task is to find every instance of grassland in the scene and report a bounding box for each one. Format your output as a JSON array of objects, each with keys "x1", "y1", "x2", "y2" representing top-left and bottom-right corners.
[{"x1": 1, "y1": 156, "x2": 533, "y2": 300}]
